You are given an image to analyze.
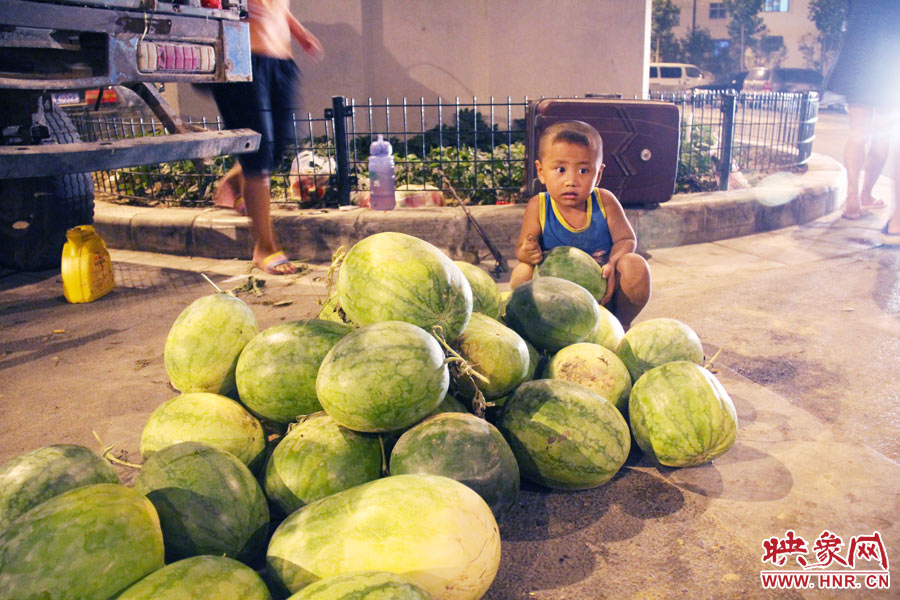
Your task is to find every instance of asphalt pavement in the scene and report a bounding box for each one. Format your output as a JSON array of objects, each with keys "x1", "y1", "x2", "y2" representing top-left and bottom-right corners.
[{"x1": 1, "y1": 145, "x2": 899, "y2": 598}]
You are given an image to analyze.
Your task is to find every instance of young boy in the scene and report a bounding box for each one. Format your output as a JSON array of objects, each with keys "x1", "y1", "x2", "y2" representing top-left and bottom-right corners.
[{"x1": 510, "y1": 120, "x2": 651, "y2": 329}]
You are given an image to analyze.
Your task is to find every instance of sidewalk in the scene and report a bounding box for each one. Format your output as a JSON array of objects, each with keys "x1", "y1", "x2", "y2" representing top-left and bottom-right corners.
[{"x1": 95, "y1": 154, "x2": 844, "y2": 265}]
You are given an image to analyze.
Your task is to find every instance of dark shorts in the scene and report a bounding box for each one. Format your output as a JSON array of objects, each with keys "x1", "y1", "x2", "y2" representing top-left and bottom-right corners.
[{"x1": 211, "y1": 55, "x2": 301, "y2": 174}]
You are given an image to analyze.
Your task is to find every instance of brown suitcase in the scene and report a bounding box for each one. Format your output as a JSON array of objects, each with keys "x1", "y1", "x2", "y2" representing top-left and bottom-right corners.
[{"x1": 525, "y1": 98, "x2": 680, "y2": 206}]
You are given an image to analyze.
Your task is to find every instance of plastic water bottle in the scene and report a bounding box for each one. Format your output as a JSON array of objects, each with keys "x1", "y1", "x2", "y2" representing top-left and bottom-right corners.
[{"x1": 368, "y1": 134, "x2": 396, "y2": 210}]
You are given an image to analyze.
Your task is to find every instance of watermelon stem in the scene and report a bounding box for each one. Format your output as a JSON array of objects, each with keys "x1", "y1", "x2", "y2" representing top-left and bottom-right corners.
[
  {"x1": 92, "y1": 430, "x2": 143, "y2": 469},
  {"x1": 378, "y1": 435, "x2": 389, "y2": 476},
  {"x1": 704, "y1": 347, "x2": 723, "y2": 370},
  {"x1": 431, "y1": 326, "x2": 490, "y2": 385},
  {"x1": 324, "y1": 246, "x2": 347, "y2": 298},
  {"x1": 200, "y1": 272, "x2": 234, "y2": 296}
]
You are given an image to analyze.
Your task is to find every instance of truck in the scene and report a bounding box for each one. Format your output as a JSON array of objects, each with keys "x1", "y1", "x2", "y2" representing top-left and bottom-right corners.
[{"x1": 0, "y1": 0, "x2": 260, "y2": 270}]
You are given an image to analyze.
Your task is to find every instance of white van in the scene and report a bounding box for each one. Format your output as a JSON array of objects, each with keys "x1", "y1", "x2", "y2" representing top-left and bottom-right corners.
[{"x1": 649, "y1": 63, "x2": 706, "y2": 92}]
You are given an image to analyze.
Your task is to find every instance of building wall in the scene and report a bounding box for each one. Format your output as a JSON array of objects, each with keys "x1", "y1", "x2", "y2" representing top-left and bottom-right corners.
[
  {"x1": 168, "y1": 0, "x2": 652, "y2": 122},
  {"x1": 670, "y1": 0, "x2": 818, "y2": 69}
]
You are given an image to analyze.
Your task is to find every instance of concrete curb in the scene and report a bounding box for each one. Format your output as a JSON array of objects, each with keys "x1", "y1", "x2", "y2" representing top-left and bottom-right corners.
[{"x1": 94, "y1": 153, "x2": 844, "y2": 263}]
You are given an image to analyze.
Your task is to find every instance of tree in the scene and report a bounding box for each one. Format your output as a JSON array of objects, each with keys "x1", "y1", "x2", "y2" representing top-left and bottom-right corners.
[
  {"x1": 724, "y1": 0, "x2": 766, "y2": 70},
  {"x1": 807, "y1": 0, "x2": 849, "y2": 73},
  {"x1": 651, "y1": 0, "x2": 681, "y2": 62},
  {"x1": 681, "y1": 28, "x2": 731, "y2": 76}
]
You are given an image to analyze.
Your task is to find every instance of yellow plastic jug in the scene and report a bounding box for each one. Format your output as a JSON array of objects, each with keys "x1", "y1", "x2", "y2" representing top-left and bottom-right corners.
[{"x1": 61, "y1": 225, "x2": 115, "y2": 303}]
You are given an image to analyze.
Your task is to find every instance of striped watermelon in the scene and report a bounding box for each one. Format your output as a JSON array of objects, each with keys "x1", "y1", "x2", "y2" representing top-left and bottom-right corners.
[
  {"x1": 583, "y1": 303, "x2": 625, "y2": 353},
  {"x1": 235, "y1": 320, "x2": 353, "y2": 424},
  {"x1": 133, "y1": 442, "x2": 269, "y2": 564},
  {"x1": 505, "y1": 276, "x2": 601, "y2": 353},
  {"x1": 264, "y1": 412, "x2": 383, "y2": 516},
  {"x1": 544, "y1": 343, "x2": 632, "y2": 415},
  {"x1": 0, "y1": 483, "x2": 164, "y2": 599},
  {"x1": 337, "y1": 232, "x2": 473, "y2": 340},
  {"x1": 316, "y1": 321, "x2": 449, "y2": 432},
  {"x1": 499, "y1": 379, "x2": 630, "y2": 490},
  {"x1": 287, "y1": 571, "x2": 434, "y2": 599},
  {"x1": 0, "y1": 444, "x2": 119, "y2": 530},
  {"x1": 164, "y1": 293, "x2": 259, "y2": 395},
  {"x1": 266, "y1": 473, "x2": 500, "y2": 600},
  {"x1": 389, "y1": 412, "x2": 520, "y2": 520},
  {"x1": 535, "y1": 245, "x2": 607, "y2": 301},
  {"x1": 453, "y1": 312, "x2": 531, "y2": 400},
  {"x1": 140, "y1": 392, "x2": 266, "y2": 471},
  {"x1": 116, "y1": 555, "x2": 271, "y2": 600},
  {"x1": 616, "y1": 317, "x2": 704, "y2": 381},
  {"x1": 454, "y1": 261, "x2": 502, "y2": 319},
  {"x1": 629, "y1": 361, "x2": 738, "y2": 467}
]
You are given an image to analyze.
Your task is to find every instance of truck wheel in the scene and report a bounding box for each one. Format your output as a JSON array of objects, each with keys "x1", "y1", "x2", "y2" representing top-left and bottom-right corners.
[{"x1": 0, "y1": 110, "x2": 95, "y2": 271}]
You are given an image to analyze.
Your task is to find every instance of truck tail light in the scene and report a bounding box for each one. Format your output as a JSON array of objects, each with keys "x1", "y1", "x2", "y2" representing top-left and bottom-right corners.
[{"x1": 137, "y1": 42, "x2": 216, "y2": 73}]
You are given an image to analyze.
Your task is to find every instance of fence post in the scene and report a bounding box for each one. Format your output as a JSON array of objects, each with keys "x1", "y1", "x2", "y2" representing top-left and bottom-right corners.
[
  {"x1": 797, "y1": 92, "x2": 818, "y2": 166},
  {"x1": 718, "y1": 92, "x2": 736, "y2": 191},
  {"x1": 329, "y1": 96, "x2": 352, "y2": 206}
]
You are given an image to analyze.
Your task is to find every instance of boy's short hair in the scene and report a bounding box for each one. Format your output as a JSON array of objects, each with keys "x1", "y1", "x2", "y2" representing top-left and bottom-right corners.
[{"x1": 538, "y1": 120, "x2": 603, "y2": 162}]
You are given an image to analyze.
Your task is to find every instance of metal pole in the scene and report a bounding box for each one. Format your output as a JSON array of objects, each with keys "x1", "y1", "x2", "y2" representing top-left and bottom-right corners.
[
  {"x1": 330, "y1": 96, "x2": 351, "y2": 206},
  {"x1": 719, "y1": 92, "x2": 736, "y2": 191}
]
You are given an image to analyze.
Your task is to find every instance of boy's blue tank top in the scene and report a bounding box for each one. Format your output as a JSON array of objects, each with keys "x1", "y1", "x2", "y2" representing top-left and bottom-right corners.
[{"x1": 539, "y1": 188, "x2": 613, "y2": 257}]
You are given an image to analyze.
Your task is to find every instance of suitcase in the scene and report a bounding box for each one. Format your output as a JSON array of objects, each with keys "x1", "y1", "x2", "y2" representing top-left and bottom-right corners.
[{"x1": 525, "y1": 98, "x2": 680, "y2": 206}]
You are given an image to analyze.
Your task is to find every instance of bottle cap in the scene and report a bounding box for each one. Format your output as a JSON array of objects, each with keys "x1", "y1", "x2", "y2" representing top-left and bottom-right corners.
[{"x1": 370, "y1": 134, "x2": 392, "y2": 156}]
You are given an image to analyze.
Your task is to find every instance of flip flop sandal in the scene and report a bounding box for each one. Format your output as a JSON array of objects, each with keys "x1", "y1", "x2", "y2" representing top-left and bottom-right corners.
[
  {"x1": 861, "y1": 199, "x2": 886, "y2": 210},
  {"x1": 881, "y1": 223, "x2": 900, "y2": 246},
  {"x1": 258, "y1": 251, "x2": 297, "y2": 275},
  {"x1": 841, "y1": 211, "x2": 865, "y2": 220}
]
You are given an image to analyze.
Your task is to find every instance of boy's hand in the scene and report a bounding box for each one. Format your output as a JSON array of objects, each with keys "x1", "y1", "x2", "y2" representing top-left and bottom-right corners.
[
  {"x1": 601, "y1": 263, "x2": 616, "y2": 305},
  {"x1": 521, "y1": 234, "x2": 542, "y2": 265}
]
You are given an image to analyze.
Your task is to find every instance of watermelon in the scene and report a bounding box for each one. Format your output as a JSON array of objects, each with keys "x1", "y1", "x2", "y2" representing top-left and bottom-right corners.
[
  {"x1": 235, "y1": 320, "x2": 353, "y2": 424},
  {"x1": 433, "y1": 393, "x2": 469, "y2": 414},
  {"x1": 266, "y1": 473, "x2": 500, "y2": 600},
  {"x1": 616, "y1": 317, "x2": 704, "y2": 381},
  {"x1": 316, "y1": 291, "x2": 352, "y2": 325},
  {"x1": 264, "y1": 412, "x2": 383, "y2": 517},
  {"x1": 389, "y1": 413, "x2": 519, "y2": 520},
  {"x1": 583, "y1": 303, "x2": 625, "y2": 353},
  {"x1": 535, "y1": 245, "x2": 607, "y2": 301},
  {"x1": 0, "y1": 483, "x2": 164, "y2": 599},
  {"x1": 164, "y1": 293, "x2": 259, "y2": 395},
  {"x1": 133, "y1": 442, "x2": 269, "y2": 564},
  {"x1": 505, "y1": 276, "x2": 601, "y2": 352},
  {"x1": 0, "y1": 444, "x2": 119, "y2": 530},
  {"x1": 629, "y1": 361, "x2": 738, "y2": 467},
  {"x1": 316, "y1": 321, "x2": 449, "y2": 432},
  {"x1": 523, "y1": 339, "x2": 542, "y2": 381},
  {"x1": 140, "y1": 392, "x2": 266, "y2": 471},
  {"x1": 287, "y1": 571, "x2": 434, "y2": 600},
  {"x1": 337, "y1": 232, "x2": 473, "y2": 340},
  {"x1": 499, "y1": 379, "x2": 630, "y2": 490},
  {"x1": 453, "y1": 312, "x2": 530, "y2": 400},
  {"x1": 544, "y1": 343, "x2": 632, "y2": 415},
  {"x1": 116, "y1": 555, "x2": 271, "y2": 600},
  {"x1": 454, "y1": 261, "x2": 501, "y2": 319}
]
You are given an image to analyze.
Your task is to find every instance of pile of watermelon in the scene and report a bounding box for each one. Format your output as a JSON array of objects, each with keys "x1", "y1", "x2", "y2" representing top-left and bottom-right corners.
[{"x1": 0, "y1": 233, "x2": 738, "y2": 600}]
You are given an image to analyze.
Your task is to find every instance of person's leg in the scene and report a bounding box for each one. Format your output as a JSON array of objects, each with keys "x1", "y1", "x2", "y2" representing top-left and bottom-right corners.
[
  {"x1": 860, "y1": 109, "x2": 893, "y2": 209},
  {"x1": 242, "y1": 170, "x2": 297, "y2": 274},
  {"x1": 611, "y1": 253, "x2": 651, "y2": 330},
  {"x1": 509, "y1": 262, "x2": 535, "y2": 289},
  {"x1": 883, "y1": 140, "x2": 900, "y2": 243},
  {"x1": 213, "y1": 162, "x2": 245, "y2": 213},
  {"x1": 843, "y1": 104, "x2": 874, "y2": 218}
]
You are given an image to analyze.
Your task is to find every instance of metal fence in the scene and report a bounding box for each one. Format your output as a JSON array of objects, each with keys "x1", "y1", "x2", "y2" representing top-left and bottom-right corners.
[{"x1": 69, "y1": 90, "x2": 817, "y2": 208}]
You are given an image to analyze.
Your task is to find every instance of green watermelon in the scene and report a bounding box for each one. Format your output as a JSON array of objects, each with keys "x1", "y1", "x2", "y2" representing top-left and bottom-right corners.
[
  {"x1": 389, "y1": 413, "x2": 519, "y2": 520},
  {"x1": 616, "y1": 317, "x2": 704, "y2": 381},
  {"x1": 0, "y1": 444, "x2": 119, "y2": 530},
  {"x1": 535, "y1": 245, "x2": 607, "y2": 301},
  {"x1": 236, "y1": 320, "x2": 353, "y2": 424},
  {"x1": 140, "y1": 392, "x2": 266, "y2": 471},
  {"x1": 287, "y1": 571, "x2": 434, "y2": 600},
  {"x1": 433, "y1": 393, "x2": 469, "y2": 414},
  {"x1": 133, "y1": 442, "x2": 269, "y2": 564},
  {"x1": 316, "y1": 321, "x2": 449, "y2": 432},
  {"x1": 544, "y1": 343, "x2": 632, "y2": 415},
  {"x1": 453, "y1": 312, "x2": 530, "y2": 400},
  {"x1": 266, "y1": 473, "x2": 500, "y2": 600},
  {"x1": 116, "y1": 555, "x2": 271, "y2": 600},
  {"x1": 337, "y1": 232, "x2": 473, "y2": 340},
  {"x1": 0, "y1": 483, "x2": 164, "y2": 599},
  {"x1": 583, "y1": 303, "x2": 625, "y2": 353},
  {"x1": 164, "y1": 293, "x2": 259, "y2": 395},
  {"x1": 499, "y1": 379, "x2": 630, "y2": 490},
  {"x1": 264, "y1": 412, "x2": 382, "y2": 517},
  {"x1": 629, "y1": 361, "x2": 738, "y2": 467},
  {"x1": 505, "y1": 276, "x2": 601, "y2": 353},
  {"x1": 316, "y1": 291, "x2": 353, "y2": 324},
  {"x1": 454, "y1": 261, "x2": 501, "y2": 319}
]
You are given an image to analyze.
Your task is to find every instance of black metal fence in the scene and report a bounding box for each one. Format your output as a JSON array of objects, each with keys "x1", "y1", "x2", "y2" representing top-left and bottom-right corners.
[{"x1": 69, "y1": 90, "x2": 817, "y2": 208}]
